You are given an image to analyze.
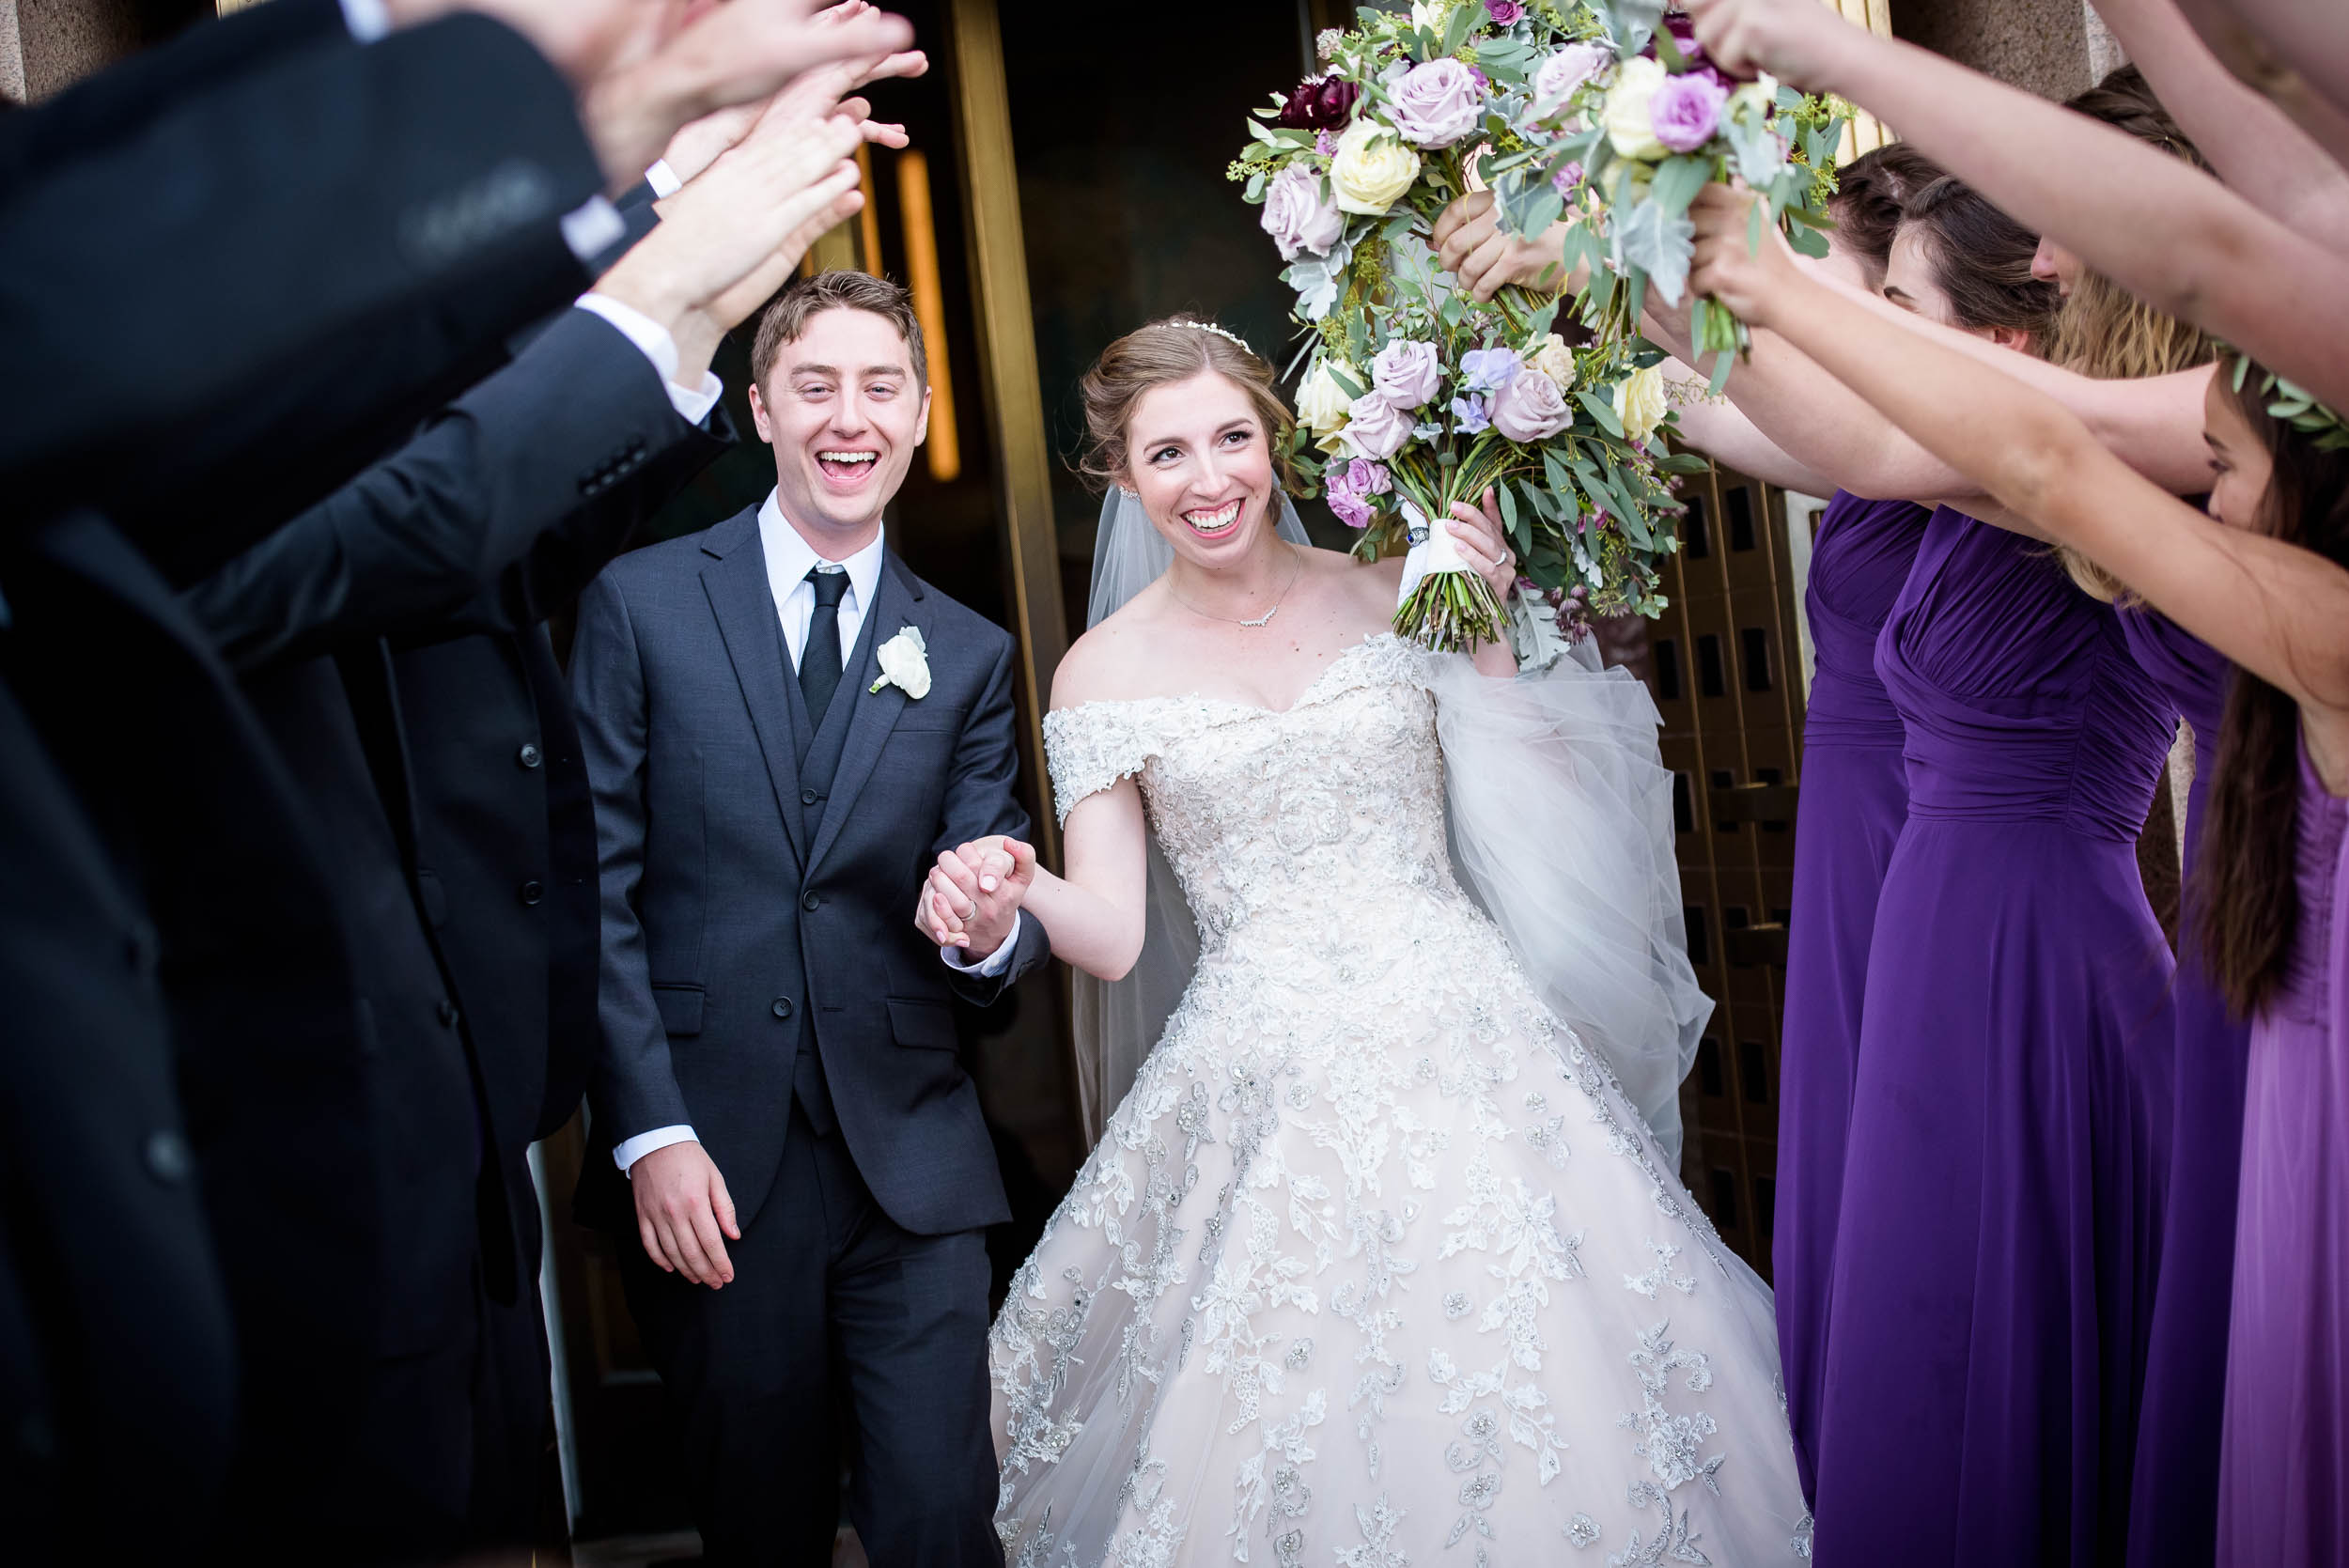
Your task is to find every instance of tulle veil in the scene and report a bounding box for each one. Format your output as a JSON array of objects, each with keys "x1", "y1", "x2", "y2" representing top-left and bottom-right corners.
[{"x1": 1072, "y1": 487, "x2": 1712, "y2": 1165}]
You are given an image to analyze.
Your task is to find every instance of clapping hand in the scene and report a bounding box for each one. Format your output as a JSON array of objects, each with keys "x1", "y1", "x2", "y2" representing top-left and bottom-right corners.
[
  {"x1": 1682, "y1": 0, "x2": 1847, "y2": 88},
  {"x1": 918, "y1": 836, "x2": 1037, "y2": 960},
  {"x1": 657, "y1": 6, "x2": 929, "y2": 185}
]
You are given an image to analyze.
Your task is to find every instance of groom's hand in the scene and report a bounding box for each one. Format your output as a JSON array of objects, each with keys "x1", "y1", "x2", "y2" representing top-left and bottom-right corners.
[
  {"x1": 631, "y1": 1141, "x2": 739, "y2": 1288},
  {"x1": 920, "y1": 836, "x2": 1035, "y2": 959}
]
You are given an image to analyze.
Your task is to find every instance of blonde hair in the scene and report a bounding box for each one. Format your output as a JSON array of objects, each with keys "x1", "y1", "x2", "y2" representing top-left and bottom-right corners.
[
  {"x1": 2046, "y1": 67, "x2": 2218, "y2": 600},
  {"x1": 1076, "y1": 317, "x2": 1301, "y2": 495}
]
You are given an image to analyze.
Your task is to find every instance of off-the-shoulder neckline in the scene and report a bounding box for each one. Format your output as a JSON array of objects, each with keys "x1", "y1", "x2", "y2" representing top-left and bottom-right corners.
[{"x1": 1047, "y1": 634, "x2": 1408, "y2": 725}]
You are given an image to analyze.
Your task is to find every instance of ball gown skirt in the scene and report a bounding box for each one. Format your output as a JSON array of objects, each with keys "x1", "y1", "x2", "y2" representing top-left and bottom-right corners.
[
  {"x1": 991, "y1": 638, "x2": 1812, "y2": 1566},
  {"x1": 2217, "y1": 737, "x2": 2349, "y2": 1567},
  {"x1": 1811, "y1": 511, "x2": 2179, "y2": 1565},
  {"x1": 1775, "y1": 492, "x2": 1929, "y2": 1502}
]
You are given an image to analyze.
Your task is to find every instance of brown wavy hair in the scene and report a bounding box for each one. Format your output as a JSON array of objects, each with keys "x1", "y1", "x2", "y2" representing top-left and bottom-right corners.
[
  {"x1": 1827, "y1": 141, "x2": 1943, "y2": 282},
  {"x1": 1075, "y1": 318, "x2": 1300, "y2": 495},
  {"x1": 2192, "y1": 375, "x2": 2349, "y2": 1017},
  {"x1": 1896, "y1": 176, "x2": 2061, "y2": 344},
  {"x1": 2044, "y1": 67, "x2": 2220, "y2": 598}
]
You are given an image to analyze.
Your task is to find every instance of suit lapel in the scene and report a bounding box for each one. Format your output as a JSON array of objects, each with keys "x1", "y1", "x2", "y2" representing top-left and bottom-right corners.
[
  {"x1": 807, "y1": 554, "x2": 926, "y2": 875},
  {"x1": 699, "y1": 510, "x2": 807, "y2": 871}
]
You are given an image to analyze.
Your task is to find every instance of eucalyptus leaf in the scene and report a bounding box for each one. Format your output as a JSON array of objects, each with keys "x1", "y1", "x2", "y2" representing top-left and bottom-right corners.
[
  {"x1": 1649, "y1": 156, "x2": 1713, "y2": 220},
  {"x1": 1578, "y1": 388, "x2": 1626, "y2": 439},
  {"x1": 1786, "y1": 224, "x2": 1830, "y2": 259},
  {"x1": 1443, "y1": 3, "x2": 1475, "y2": 57}
]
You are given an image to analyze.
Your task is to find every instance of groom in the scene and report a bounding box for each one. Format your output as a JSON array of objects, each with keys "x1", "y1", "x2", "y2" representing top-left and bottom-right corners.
[{"x1": 569, "y1": 271, "x2": 1050, "y2": 1564}]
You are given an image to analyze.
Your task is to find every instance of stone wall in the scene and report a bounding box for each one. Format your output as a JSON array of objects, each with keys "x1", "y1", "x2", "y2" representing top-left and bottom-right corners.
[
  {"x1": 1890, "y1": 0, "x2": 2123, "y2": 101},
  {"x1": 1, "y1": 0, "x2": 211, "y2": 104}
]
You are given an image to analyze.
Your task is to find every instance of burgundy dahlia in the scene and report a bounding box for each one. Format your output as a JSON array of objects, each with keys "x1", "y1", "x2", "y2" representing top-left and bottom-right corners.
[{"x1": 1278, "y1": 75, "x2": 1361, "y2": 131}]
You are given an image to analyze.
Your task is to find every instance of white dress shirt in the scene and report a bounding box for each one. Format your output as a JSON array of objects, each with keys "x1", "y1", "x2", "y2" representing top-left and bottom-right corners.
[
  {"x1": 572, "y1": 293, "x2": 724, "y2": 427},
  {"x1": 614, "y1": 492, "x2": 1019, "y2": 1173}
]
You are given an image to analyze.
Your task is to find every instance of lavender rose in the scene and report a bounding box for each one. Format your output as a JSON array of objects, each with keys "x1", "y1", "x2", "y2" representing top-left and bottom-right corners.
[
  {"x1": 1260, "y1": 163, "x2": 1345, "y2": 260},
  {"x1": 1371, "y1": 338, "x2": 1441, "y2": 410},
  {"x1": 1348, "y1": 458, "x2": 1392, "y2": 497},
  {"x1": 1490, "y1": 365, "x2": 1572, "y2": 442},
  {"x1": 1387, "y1": 57, "x2": 1484, "y2": 149},
  {"x1": 1324, "y1": 466, "x2": 1374, "y2": 529},
  {"x1": 1341, "y1": 391, "x2": 1414, "y2": 460},
  {"x1": 1649, "y1": 70, "x2": 1730, "y2": 154},
  {"x1": 1531, "y1": 41, "x2": 1610, "y2": 120},
  {"x1": 1278, "y1": 75, "x2": 1361, "y2": 131}
]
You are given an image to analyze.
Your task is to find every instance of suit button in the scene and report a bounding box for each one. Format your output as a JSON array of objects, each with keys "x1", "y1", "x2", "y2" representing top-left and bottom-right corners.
[
  {"x1": 436, "y1": 1000, "x2": 459, "y2": 1029},
  {"x1": 771, "y1": 997, "x2": 794, "y2": 1019},
  {"x1": 143, "y1": 1129, "x2": 193, "y2": 1186},
  {"x1": 517, "y1": 742, "x2": 543, "y2": 769},
  {"x1": 519, "y1": 879, "x2": 544, "y2": 906},
  {"x1": 801, "y1": 788, "x2": 818, "y2": 806},
  {"x1": 801, "y1": 891, "x2": 820, "y2": 912}
]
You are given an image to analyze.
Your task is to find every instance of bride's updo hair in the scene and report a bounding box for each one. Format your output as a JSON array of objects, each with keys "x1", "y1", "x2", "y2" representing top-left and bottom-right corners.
[{"x1": 1076, "y1": 317, "x2": 1301, "y2": 496}]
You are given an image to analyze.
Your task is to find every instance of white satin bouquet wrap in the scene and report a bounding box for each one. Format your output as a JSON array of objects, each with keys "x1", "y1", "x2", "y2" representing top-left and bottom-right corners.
[{"x1": 1430, "y1": 634, "x2": 1711, "y2": 1162}]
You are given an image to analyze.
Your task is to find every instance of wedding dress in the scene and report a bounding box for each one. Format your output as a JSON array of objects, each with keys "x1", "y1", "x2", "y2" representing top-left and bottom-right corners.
[{"x1": 990, "y1": 630, "x2": 1811, "y2": 1566}]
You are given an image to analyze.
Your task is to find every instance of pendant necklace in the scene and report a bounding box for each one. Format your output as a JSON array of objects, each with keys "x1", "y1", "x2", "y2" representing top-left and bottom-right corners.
[{"x1": 1170, "y1": 542, "x2": 1302, "y2": 629}]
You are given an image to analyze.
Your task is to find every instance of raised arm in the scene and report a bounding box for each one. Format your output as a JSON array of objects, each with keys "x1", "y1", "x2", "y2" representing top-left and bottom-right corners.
[
  {"x1": 1690, "y1": 184, "x2": 2349, "y2": 726},
  {"x1": 1687, "y1": 0, "x2": 2349, "y2": 413},
  {"x1": 2094, "y1": 0, "x2": 2349, "y2": 251}
]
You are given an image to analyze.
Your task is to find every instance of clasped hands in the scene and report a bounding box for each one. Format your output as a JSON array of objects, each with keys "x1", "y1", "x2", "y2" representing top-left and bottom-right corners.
[{"x1": 917, "y1": 835, "x2": 1037, "y2": 962}]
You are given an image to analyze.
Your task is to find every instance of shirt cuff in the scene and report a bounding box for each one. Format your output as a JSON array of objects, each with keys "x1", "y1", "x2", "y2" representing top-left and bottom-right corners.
[
  {"x1": 669, "y1": 371, "x2": 723, "y2": 427},
  {"x1": 575, "y1": 292, "x2": 681, "y2": 388},
  {"x1": 645, "y1": 159, "x2": 684, "y2": 199},
  {"x1": 338, "y1": 0, "x2": 392, "y2": 42},
  {"x1": 559, "y1": 197, "x2": 628, "y2": 265},
  {"x1": 614, "y1": 1126, "x2": 698, "y2": 1173},
  {"x1": 941, "y1": 909, "x2": 1023, "y2": 978}
]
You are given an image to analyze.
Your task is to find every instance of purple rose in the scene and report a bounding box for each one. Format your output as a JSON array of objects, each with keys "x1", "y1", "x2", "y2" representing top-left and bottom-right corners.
[
  {"x1": 1260, "y1": 163, "x2": 1345, "y2": 261},
  {"x1": 1489, "y1": 365, "x2": 1572, "y2": 442},
  {"x1": 1341, "y1": 391, "x2": 1415, "y2": 460},
  {"x1": 1551, "y1": 160, "x2": 1587, "y2": 195},
  {"x1": 1486, "y1": 0, "x2": 1525, "y2": 23},
  {"x1": 1324, "y1": 468, "x2": 1375, "y2": 528},
  {"x1": 1278, "y1": 75, "x2": 1361, "y2": 131},
  {"x1": 1649, "y1": 70, "x2": 1729, "y2": 153},
  {"x1": 1346, "y1": 458, "x2": 1392, "y2": 496},
  {"x1": 1459, "y1": 345, "x2": 1521, "y2": 395},
  {"x1": 1371, "y1": 338, "x2": 1441, "y2": 410},
  {"x1": 1451, "y1": 393, "x2": 1491, "y2": 435},
  {"x1": 1387, "y1": 57, "x2": 1485, "y2": 148},
  {"x1": 1531, "y1": 41, "x2": 1610, "y2": 118}
]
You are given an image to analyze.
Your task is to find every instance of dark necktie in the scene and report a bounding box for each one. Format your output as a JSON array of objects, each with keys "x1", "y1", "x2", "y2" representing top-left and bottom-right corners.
[{"x1": 799, "y1": 566, "x2": 850, "y2": 729}]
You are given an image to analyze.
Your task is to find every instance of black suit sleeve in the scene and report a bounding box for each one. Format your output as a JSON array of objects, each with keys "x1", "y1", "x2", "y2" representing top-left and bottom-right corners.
[
  {"x1": 0, "y1": 13, "x2": 603, "y2": 568},
  {"x1": 0, "y1": 0, "x2": 349, "y2": 194},
  {"x1": 184, "y1": 308, "x2": 731, "y2": 671},
  {"x1": 934, "y1": 632, "x2": 1054, "y2": 1004}
]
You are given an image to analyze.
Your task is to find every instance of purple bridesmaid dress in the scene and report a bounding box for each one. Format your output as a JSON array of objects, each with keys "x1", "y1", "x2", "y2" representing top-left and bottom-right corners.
[
  {"x1": 2217, "y1": 734, "x2": 2349, "y2": 1567},
  {"x1": 1812, "y1": 509, "x2": 2179, "y2": 1564},
  {"x1": 1779, "y1": 491, "x2": 1931, "y2": 1502},
  {"x1": 2120, "y1": 613, "x2": 2248, "y2": 1568}
]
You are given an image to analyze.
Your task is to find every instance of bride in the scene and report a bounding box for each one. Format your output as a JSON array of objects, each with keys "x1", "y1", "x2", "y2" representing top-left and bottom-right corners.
[{"x1": 917, "y1": 318, "x2": 1809, "y2": 1564}]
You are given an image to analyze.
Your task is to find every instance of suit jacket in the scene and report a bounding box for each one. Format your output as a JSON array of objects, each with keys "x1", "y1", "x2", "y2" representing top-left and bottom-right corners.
[
  {"x1": 0, "y1": 13, "x2": 602, "y2": 569},
  {"x1": 187, "y1": 306, "x2": 733, "y2": 1317},
  {"x1": 571, "y1": 506, "x2": 1051, "y2": 1236}
]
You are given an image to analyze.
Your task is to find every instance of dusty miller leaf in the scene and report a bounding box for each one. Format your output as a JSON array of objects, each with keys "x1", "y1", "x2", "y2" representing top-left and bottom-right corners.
[{"x1": 1612, "y1": 194, "x2": 1694, "y2": 306}]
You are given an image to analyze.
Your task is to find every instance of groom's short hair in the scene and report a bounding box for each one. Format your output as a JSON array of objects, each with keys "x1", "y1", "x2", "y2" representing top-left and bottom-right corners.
[{"x1": 750, "y1": 272, "x2": 928, "y2": 391}]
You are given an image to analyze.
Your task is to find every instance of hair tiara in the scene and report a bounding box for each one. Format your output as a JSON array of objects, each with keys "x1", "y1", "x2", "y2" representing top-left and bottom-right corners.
[{"x1": 1159, "y1": 318, "x2": 1255, "y2": 356}]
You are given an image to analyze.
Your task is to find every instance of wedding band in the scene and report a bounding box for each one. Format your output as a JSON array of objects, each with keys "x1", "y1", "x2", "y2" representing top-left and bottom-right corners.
[{"x1": 964, "y1": 901, "x2": 977, "y2": 919}]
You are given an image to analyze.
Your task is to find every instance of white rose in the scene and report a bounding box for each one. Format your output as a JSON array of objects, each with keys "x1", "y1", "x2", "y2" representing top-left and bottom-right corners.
[
  {"x1": 1612, "y1": 365, "x2": 1670, "y2": 444},
  {"x1": 1297, "y1": 357, "x2": 1357, "y2": 435},
  {"x1": 870, "y1": 626, "x2": 931, "y2": 700},
  {"x1": 1601, "y1": 55, "x2": 1670, "y2": 162},
  {"x1": 1526, "y1": 332, "x2": 1578, "y2": 391},
  {"x1": 1329, "y1": 118, "x2": 1423, "y2": 215}
]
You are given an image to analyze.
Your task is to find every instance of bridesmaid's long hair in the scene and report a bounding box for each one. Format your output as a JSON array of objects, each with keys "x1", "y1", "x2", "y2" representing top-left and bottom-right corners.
[
  {"x1": 1896, "y1": 177, "x2": 2061, "y2": 345},
  {"x1": 2045, "y1": 68, "x2": 2220, "y2": 600},
  {"x1": 1825, "y1": 141, "x2": 1942, "y2": 284},
  {"x1": 2195, "y1": 380, "x2": 2349, "y2": 1017}
]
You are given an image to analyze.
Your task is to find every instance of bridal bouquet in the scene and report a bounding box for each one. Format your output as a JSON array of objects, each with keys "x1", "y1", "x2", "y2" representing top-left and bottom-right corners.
[
  {"x1": 1233, "y1": 0, "x2": 1706, "y2": 650},
  {"x1": 1482, "y1": 2, "x2": 1847, "y2": 384}
]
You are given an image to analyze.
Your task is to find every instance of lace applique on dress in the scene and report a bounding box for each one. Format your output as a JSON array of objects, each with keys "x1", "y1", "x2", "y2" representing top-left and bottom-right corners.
[{"x1": 997, "y1": 634, "x2": 1801, "y2": 1564}]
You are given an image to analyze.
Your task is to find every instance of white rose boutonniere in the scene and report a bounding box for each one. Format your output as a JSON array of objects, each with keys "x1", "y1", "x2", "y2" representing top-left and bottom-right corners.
[{"x1": 869, "y1": 626, "x2": 931, "y2": 699}]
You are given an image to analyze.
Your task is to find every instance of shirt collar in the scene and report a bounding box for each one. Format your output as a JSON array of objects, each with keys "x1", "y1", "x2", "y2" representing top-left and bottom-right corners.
[{"x1": 756, "y1": 489, "x2": 887, "y2": 611}]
